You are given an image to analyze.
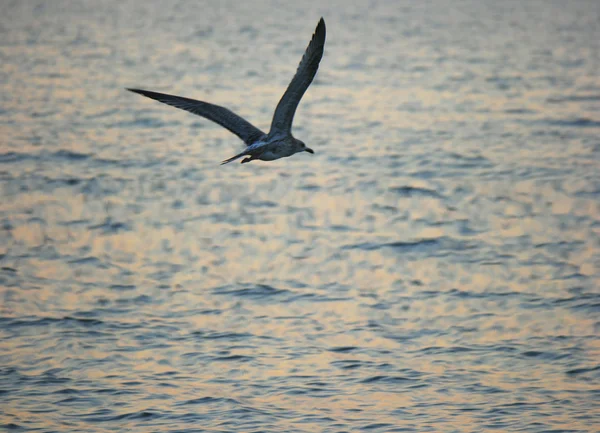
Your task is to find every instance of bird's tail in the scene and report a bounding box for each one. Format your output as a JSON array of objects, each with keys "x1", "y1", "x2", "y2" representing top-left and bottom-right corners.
[{"x1": 220, "y1": 151, "x2": 248, "y2": 165}]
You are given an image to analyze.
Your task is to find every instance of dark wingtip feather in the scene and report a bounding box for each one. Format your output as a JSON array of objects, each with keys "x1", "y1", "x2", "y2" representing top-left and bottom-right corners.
[
  {"x1": 127, "y1": 88, "x2": 148, "y2": 96},
  {"x1": 315, "y1": 18, "x2": 326, "y2": 44}
]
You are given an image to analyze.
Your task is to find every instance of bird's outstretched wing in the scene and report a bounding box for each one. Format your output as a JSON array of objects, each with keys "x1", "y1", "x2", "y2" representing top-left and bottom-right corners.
[
  {"x1": 268, "y1": 18, "x2": 326, "y2": 137},
  {"x1": 127, "y1": 88, "x2": 266, "y2": 145}
]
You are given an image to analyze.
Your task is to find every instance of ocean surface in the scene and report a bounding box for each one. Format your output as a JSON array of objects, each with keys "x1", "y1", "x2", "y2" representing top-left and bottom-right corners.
[{"x1": 1, "y1": 1, "x2": 599, "y2": 431}]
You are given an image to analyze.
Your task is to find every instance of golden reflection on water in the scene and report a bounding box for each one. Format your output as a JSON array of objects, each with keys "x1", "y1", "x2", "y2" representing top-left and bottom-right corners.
[{"x1": 2, "y1": 0, "x2": 600, "y2": 431}]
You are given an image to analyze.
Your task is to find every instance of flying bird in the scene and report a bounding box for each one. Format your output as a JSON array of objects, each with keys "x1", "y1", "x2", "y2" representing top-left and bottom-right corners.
[{"x1": 128, "y1": 18, "x2": 326, "y2": 165}]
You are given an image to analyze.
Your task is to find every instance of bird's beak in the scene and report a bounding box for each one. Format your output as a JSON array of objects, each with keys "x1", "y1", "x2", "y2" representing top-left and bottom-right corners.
[{"x1": 305, "y1": 148, "x2": 314, "y2": 154}]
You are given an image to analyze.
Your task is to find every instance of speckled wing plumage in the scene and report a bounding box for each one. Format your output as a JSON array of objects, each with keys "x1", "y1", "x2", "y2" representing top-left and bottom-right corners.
[
  {"x1": 127, "y1": 88, "x2": 266, "y2": 145},
  {"x1": 268, "y1": 18, "x2": 326, "y2": 137}
]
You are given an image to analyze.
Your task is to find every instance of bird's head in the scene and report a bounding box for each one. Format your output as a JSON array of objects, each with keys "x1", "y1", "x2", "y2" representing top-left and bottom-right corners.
[{"x1": 297, "y1": 139, "x2": 314, "y2": 154}]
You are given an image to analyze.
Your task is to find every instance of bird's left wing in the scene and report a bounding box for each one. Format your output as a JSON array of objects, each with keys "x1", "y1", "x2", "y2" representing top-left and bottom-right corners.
[{"x1": 127, "y1": 88, "x2": 266, "y2": 145}]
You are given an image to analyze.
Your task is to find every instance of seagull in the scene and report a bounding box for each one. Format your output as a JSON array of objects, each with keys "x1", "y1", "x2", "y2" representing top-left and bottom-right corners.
[{"x1": 127, "y1": 18, "x2": 326, "y2": 165}]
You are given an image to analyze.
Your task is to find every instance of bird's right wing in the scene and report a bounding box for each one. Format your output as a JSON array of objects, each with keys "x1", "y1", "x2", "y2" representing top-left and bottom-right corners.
[
  {"x1": 268, "y1": 18, "x2": 326, "y2": 137},
  {"x1": 127, "y1": 88, "x2": 266, "y2": 145}
]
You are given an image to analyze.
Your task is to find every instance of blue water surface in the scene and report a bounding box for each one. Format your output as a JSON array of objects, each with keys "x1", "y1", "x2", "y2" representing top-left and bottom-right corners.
[{"x1": 1, "y1": 1, "x2": 599, "y2": 432}]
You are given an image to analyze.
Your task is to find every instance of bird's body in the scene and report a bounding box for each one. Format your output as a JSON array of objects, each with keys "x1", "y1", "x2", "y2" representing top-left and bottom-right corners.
[
  {"x1": 221, "y1": 135, "x2": 309, "y2": 165},
  {"x1": 128, "y1": 18, "x2": 326, "y2": 165}
]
